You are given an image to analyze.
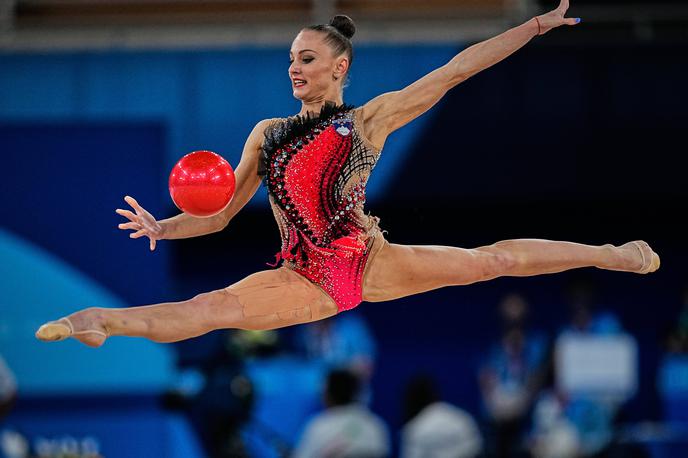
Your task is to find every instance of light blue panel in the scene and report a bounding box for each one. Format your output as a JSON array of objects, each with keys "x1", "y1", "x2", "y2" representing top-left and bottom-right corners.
[
  {"x1": 79, "y1": 52, "x2": 190, "y2": 202},
  {"x1": 80, "y1": 53, "x2": 182, "y2": 117},
  {"x1": 0, "y1": 227, "x2": 175, "y2": 395},
  {"x1": 0, "y1": 54, "x2": 79, "y2": 117},
  {"x1": 7, "y1": 409, "x2": 203, "y2": 458},
  {"x1": 194, "y1": 51, "x2": 253, "y2": 165},
  {"x1": 164, "y1": 414, "x2": 207, "y2": 458},
  {"x1": 243, "y1": 355, "x2": 325, "y2": 451}
]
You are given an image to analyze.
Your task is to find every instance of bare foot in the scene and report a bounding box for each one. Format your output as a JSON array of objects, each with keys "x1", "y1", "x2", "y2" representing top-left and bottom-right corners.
[
  {"x1": 35, "y1": 308, "x2": 109, "y2": 348},
  {"x1": 611, "y1": 240, "x2": 660, "y2": 274}
]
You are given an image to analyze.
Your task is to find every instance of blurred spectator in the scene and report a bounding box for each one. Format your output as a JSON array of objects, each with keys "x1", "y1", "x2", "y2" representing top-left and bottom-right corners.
[
  {"x1": 164, "y1": 331, "x2": 256, "y2": 458},
  {"x1": 0, "y1": 354, "x2": 28, "y2": 458},
  {"x1": 293, "y1": 369, "x2": 389, "y2": 458},
  {"x1": 478, "y1": 293, "x2": 548, "y2": 458},
  {"x1": 0, "y1": 355, "x2": 16, "y2": 421},
  {"x1": 561, "y1": 280, "x2": 622, "y2": 336},
  {"x1": 296, "y1": 312, "x2": 377, "y2": 402},
  {"x1": 401, "y1": 375, "x2": 482, "y2": 458},
  {"x1": 529, "y1": 390, "x2": 580, "y2": 458},
  {"x1": 657, "y1": 287, "x2": 688, "y2": 423},
  {"x1": 553, "y1": 279, "x2": 636, "y2": 457}
]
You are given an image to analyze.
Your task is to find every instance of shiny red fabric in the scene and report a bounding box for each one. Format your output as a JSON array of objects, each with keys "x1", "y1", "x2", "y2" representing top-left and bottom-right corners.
[{"x1": 261, "y1": 105, "x2": 380, "y2": 311}]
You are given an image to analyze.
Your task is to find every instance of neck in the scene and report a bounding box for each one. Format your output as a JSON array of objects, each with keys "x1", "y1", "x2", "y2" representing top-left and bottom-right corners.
[{"x1": 298, "y1": 93, "x2": 344, "y2": 117}]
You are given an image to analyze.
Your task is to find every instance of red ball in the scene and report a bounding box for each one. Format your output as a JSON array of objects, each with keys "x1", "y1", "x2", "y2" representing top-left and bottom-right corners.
[{"x1": 169, "y1": 150, "x2": 236, "y2": 217}]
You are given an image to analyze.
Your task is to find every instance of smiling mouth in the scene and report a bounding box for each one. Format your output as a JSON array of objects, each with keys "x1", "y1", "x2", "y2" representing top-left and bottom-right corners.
[{"x1": 293, "y1": 79, "x2": 306, "y2": 87}]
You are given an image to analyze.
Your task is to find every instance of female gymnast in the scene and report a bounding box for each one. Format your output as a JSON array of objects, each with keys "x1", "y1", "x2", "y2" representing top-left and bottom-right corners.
[{"x1": 36, "y1": 0, "x2": 659, "y2": 348}]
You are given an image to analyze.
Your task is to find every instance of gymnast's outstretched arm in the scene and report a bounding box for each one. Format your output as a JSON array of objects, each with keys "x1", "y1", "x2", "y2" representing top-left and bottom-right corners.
[
  {"x1": 358, "y1": 0, "x2": 580, "y2": 148},
  {"x1": 116, "y1": 119, "x2": 271, "y2": 250}
]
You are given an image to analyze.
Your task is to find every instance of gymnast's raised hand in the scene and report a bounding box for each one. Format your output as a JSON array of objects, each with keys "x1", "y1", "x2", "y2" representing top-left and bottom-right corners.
[{"x1": 535, "y1": 0, "x2": 581, "y2": 35}]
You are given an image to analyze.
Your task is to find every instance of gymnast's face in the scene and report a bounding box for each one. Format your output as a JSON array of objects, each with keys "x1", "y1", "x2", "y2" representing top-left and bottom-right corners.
[{"x1": 289, "y1": 30, "x2": 348, "y2": 101}]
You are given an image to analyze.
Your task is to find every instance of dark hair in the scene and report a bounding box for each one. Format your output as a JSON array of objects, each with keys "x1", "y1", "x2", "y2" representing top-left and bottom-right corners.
[
  {"x1": 403, "y1": 375, "x2": 439, "y2": 423},
  {"x1": 325, "y1": 369, "x2": 360, "y2": 407},
  {"x1": 304, "y1": 15, "x2": 355, "y2": 81}
]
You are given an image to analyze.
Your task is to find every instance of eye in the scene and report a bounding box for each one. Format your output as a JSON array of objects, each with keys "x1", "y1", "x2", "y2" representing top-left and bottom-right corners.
[{"x1": 288, "y1": 56, "x2": 314, "y2": 64}]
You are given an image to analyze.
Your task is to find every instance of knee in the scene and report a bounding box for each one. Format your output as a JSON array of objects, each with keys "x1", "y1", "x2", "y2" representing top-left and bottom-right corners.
[
  {"x1": 476, "y1": 246, "x2": 518, "y2": 278},
  {"x1": 190, "y1": 289, "x2": 242, "y2": 329},
  {"x1": 189, "y1": 291, "x2": 213, "y2": 313}
]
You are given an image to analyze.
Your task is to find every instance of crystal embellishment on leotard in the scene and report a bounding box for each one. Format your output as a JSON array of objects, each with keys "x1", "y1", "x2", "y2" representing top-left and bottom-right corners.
[{"x1": 258, "y1": 102, "x2": 383, "y2": 312}]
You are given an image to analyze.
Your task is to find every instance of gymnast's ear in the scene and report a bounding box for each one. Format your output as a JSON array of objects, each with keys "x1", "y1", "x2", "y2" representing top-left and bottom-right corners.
[{"x1": 333, "y1": 56, "x2": 349, "y2": 81}]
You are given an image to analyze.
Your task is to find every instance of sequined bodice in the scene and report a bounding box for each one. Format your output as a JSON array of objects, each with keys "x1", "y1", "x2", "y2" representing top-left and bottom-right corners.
[{"x1": 258, "y1": 103, "x2": 382, "y2": 258}]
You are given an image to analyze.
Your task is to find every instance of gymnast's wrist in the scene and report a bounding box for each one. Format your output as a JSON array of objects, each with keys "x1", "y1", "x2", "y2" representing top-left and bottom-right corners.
[
  {"x1": 533, "y1": 17, "x2": 542, "y2": 36},
  {"x1": 157, "y1": 219, "x2": 171, "y2": 240}
]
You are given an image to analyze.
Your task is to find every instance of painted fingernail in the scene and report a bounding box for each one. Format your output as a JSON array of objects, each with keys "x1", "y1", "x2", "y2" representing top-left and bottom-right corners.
[{"x1": 575, "y1": 18, "x2": 581, "y2": 23}]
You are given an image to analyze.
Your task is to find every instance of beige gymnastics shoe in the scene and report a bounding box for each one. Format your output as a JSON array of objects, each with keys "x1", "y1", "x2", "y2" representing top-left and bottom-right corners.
[
  {"x1": 629, "y1": 240, "x2": 660, "y2": 274},
  {"x1": 36, "y1": 317, "x2": 108, "y2": 347}
]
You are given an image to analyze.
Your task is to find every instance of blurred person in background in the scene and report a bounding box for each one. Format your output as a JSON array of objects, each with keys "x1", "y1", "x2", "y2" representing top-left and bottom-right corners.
[
  {"x1": 529, "y1": 390, "x2": 580, "y2": 458},
  {"x1": 0, "y1": 354, "x2": 29, "y2": 458},
  {"x1": 552, "y1": 279, "x2": 635, "y2": 457},
  {"x1": 0, "y1": 355, "x2": 16, "y2": 423},
  {"x1": 479, "y1": 293, "x2": 548, "y2": 458},
  {"x1": 37, "y1": 2, "x2": 658, "y2": 353},
  {"x1": 657, "y1": 286, "x2": 688, "y2": 424},
  {"x1": 163, "y1": 330, "x2": 273, "y2": 457},
  {"x1": 191, "y1": 331, "x2": 256, "y2": 458},
  {"x1": 293, "y1": 369, "x2": 389, "y2": 458},
  {"x1": 401, "y1": 375, "x2": 482, "y2": 458},
  {"x1": 562, "y1": 280, "x2": 622, "y2": 336},
  {"x1": 296, "y1": 311, "x2": 377, "y2": 402}
]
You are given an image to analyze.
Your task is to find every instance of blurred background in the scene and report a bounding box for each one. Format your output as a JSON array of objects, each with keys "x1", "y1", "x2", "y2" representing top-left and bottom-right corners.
[{"x1": 1, "y1": 0, "x2": 687, "y2": 457}]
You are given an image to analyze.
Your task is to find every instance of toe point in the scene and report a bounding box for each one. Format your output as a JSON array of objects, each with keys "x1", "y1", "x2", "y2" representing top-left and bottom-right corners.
[
  {"x1": 35, "y1": 322, "x2": 71, "y2": 342},
  {"x1": 651, "y1": 252, "x2": 660, "y2": 272}
]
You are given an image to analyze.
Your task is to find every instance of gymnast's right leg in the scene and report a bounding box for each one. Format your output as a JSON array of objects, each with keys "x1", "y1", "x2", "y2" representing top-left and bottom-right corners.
[{"x1": 35, "y1": 267, "x2": 339, "y2": 348}]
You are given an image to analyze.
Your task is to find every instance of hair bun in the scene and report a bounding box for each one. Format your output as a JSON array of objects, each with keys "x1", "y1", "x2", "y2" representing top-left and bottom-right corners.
[{"x1": 329, "y1": 15, "x2": 356, "y2": 39}]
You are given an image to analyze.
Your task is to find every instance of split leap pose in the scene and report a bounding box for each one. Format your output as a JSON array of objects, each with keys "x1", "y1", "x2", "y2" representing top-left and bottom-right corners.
[{"x1": 37, "y1": 2, "x2": 659, "y2": 347}]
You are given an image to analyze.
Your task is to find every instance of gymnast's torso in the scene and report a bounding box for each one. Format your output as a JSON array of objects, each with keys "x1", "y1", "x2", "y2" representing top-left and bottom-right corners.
[{"x1": 258, "y1": 102, "x2": 385, "y2": 311}]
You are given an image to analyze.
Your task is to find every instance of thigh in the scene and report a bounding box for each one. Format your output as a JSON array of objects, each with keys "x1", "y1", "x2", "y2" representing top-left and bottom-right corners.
[
  {"x1": 362, "y1": 241, "x2": 497, "y2": 302},
  {"x1": 219, "y1": 267, "x2": 339, "y2": 330}
]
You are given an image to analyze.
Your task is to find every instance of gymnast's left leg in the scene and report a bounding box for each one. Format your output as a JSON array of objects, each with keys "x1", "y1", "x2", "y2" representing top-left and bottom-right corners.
[
  {"x1": 362, "y1": 238, "x2": 659, "y2": 303},
  {"x1": 35, "y1": 267, "x2": 339, "y2": 347}
]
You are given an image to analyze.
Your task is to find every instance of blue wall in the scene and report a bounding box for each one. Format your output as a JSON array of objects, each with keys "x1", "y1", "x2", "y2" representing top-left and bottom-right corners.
[{"x1": 0, "y1": 45, "x2": 460, "y2": 206}]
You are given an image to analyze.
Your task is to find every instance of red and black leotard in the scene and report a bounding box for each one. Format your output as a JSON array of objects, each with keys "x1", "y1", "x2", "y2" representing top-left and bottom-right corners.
[{"x1": 258, "y1": 102, "x2": 385, "y2": 312}]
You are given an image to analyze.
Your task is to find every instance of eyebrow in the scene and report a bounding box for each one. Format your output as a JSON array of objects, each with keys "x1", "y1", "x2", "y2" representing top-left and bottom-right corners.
[{"x1": 289, "y1": 49, "x2": 319, "y2": 55}]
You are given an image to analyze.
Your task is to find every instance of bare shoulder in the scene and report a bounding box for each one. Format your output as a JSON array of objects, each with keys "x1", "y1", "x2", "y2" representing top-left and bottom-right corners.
[
  {"x1": 252, "y1": 118, "x2": 278, "y2": 138},
  {"x1": 355, "y1": 97, "x2": 391, "y2": 151},
  {"x1": 244, "y1": 118, "x2": 280, "y2": 152}
]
